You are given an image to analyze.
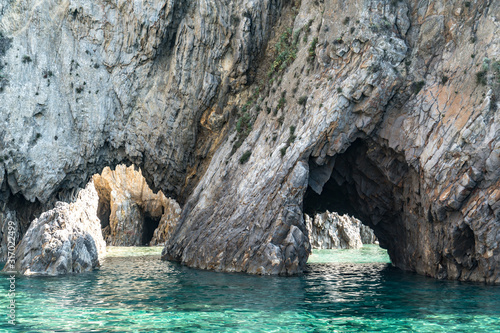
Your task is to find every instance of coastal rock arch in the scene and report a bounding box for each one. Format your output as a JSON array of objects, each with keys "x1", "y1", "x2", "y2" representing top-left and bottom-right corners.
[
  {"x1": 2, "y1": 163, "x2": 182, "y2": 275},
  {"x1": 303, "y1": 138, "x2": 477, "y2": 280}
]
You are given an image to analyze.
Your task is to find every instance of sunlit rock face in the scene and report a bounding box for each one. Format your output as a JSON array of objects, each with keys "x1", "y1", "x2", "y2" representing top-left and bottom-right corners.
[
  {"x1": 3, "y1": 181, "x2": 105, "y2": 276},
  {"x1": 92, "y1": 165, "x2": 181, "y2": 246},
  {"x1": 163, "y1": 0, "x2": 500, "y2": 283},
  {"x1": 0, "y1": 0, "x2": 499, "y2": 282},
  {"x1": 305, "y1": 211, "x2": 377, "y2": 250}
]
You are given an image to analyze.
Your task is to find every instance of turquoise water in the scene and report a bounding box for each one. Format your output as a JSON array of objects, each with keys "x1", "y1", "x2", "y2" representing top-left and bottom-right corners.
[{"x1": 1, "y1": 245, "x2": 500, "y2": 332}]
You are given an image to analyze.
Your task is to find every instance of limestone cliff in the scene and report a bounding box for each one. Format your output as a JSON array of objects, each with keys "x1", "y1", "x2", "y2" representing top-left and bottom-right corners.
[{"x1": 0, "y1": 0, "x2": 499, "y2": 283}]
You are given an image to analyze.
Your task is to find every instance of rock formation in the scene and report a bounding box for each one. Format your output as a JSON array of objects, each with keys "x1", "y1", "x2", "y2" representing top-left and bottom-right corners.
[
  {"x1": 92, "y1": 164, "x2": 181, "y2": 246},
  {"x1": 305, "y1": 211, "x2": 377, "y2": 249},
  {"x1": 3, "y1": 180, "x2": 105, "y2": 275},
  {"x1": 162, "y1": 0, "x2": 500, "y2": 283},
  {"x1": 0, "y1": 0, "x2": 499, "y2": 283}
]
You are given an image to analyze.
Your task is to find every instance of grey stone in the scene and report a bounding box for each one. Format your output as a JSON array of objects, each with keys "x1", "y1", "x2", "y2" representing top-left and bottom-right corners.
[
  {"x1": 305, "y1": 211, "x2": 377, "y2": 249},
  {"x1": 0, "y1": 0, "x2": 499, "y2": 284},
  {"x1": 2, "y1": 181, "x2": 105, "y2": 276}
]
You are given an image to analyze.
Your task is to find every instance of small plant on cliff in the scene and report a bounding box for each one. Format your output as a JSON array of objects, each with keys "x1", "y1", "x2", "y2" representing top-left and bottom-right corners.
[
  {"x1": 239, "y1": 150, "x2": 252, "y2": 164},
  {"x1": 475, "y1": 59, "x2": 500, "y2": 86},
  {"x1": 268, "y1": 28, "x2": 299, "y2": 78},
  {"x1": 277, "y1": 91, "x2": 287, "y2": 110},
  {"x1": 22, "y1": 55, "x2": 32, "y2": 64},
  {"x1": 298, "y1": 95, "x2": 308, "y2": 105},
  {"x1": 412, "y1": 81, "x2": 425, "y2": 94},
  {"x1": 476, "y1": 70, "x2": 487, "y2": 85},
  {"x1": 288, "y1": 126, "x2": 297, "y2": 144},
  {"x1": 236, "y1": 112, "x2": 252, "y2": 136},
  {"x1": 277, "y1": 97, "x2": 286, "y2": 109},
  {"x1": 308, "y1": 37, "x2": 318, "y2": 62},
  {"x1": 232, "y1": 107, "x2": 254, "y2": 155},
  {"x1": 303, "y1": 19, "x2": 314, "y2": 42},
  {"x1": 280, "y1": 147, "x2": 287, "y2": 157},
  {"x1": 441, "y1": 76, "x2": 449, "y2": 84},
  {"x1": 493, "y1": 61, "x2": 500, "y2": 83}
]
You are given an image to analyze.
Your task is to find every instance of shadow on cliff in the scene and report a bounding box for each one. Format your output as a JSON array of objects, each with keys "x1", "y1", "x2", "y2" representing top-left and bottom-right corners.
[{"x1": 304, "y1": 138, "x2": 419, "y2": 269}]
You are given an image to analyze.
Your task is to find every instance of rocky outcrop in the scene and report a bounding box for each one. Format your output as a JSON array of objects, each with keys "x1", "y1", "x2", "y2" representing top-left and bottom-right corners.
[
  {"x1": 92, "y1": 164, "x2": 181, "y2": 246},
  {"x1": 150, "y1": 200, "x2": 182, "y2": 246},
  {"x1": 0, "y1": 0, "x2": 499, "y2": 283},
  {"x1": 3, "y1": 180, "x2": 105, "y2": 275},
  {"x1": 162, "y1": 0, "x2": 500, "y2": 283},
  {"x1": 305, "y1": 211, "x2": 377, "y2": 249}
]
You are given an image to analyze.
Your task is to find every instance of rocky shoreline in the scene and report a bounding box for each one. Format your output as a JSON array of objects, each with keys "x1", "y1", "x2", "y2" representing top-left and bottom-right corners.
[{"x1": 0, "y1": 0, "x2": 499, "y2": 283}]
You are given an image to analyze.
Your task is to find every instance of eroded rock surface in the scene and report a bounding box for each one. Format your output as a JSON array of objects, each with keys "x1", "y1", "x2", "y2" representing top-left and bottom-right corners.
[
  {"x1": 3, "y1": 181, "x2": 105, "y2": 276},
  {"x1": 0, "y1": 0, "x2": 499, "y2": 282},
  {"x1": 305, "y1": 211, "x2": 377, "y2": 249},
  {"x1": 93, "y1": 164, "x2": 181, "y2": 246},
  {"x1": 163, "y1": 0, "x2": 500, "y2": 283}
]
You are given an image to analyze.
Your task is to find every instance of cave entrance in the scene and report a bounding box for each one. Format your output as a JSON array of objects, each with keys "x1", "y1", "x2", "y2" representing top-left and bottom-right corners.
[
  {"x1": 304, "y1": 138, "x2": 415, "y2": 264},
  {"x1": 92, "y1": 164, "x2": 181, "y2": 247},
  {"x1": 97, "y1": 198, "x2": 111, "y2": 235},
  {"x1": 142, "y1": 214, "x2": 161, "y2": 246}
]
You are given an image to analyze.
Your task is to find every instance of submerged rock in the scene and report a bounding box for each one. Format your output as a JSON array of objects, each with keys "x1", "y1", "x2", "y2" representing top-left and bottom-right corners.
[
  {"x1": 3, "y1": 181, "x2": 105, "y2": 276},
  {"x1": 305, "y1": 211, "x2": 377, "y2": 249}
]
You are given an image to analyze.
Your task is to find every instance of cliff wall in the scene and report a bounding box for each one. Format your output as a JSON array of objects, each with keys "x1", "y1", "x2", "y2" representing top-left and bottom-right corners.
[{"x1": 1, "y1": 0, "x2": 499, "y2": 282}]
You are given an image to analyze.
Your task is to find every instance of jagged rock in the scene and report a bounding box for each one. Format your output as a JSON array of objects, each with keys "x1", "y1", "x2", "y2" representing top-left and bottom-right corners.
[
  {"x1": 150, "y1": 200, "x2": 182, "y2": 246},
  {"x1": 360, "y1": 224, "x2": 378, "y2": 245},
  {"x1": 92, "y1": 164, "x2": 181, "y2": 246},
  {"x1": 0, "y1": 0, "x2": 499, "y2": 283},
  {"x1": 305, "y1": 211, "x2": 377, "y2": 249},
  {"x1": 162, "y1": 0, "x2": 500, "y2": 283},
  {"x1": 3, "y1": 181, "x2": 105, "y2": 276}
]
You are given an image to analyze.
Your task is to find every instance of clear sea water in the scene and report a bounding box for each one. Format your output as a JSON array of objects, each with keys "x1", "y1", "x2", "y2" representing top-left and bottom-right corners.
[{"x1": 1, "y1": 245, "x2": 500, "y2": 332}]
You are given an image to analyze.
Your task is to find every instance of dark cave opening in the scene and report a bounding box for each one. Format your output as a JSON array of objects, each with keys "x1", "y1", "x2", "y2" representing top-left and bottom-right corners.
[
  {"x1": 97, "y1": 199, "x2": 110, "y2": 230},
  {"x1": 3, "y1": 193, "x2": 45, "y2": 237},
  {"x1": 142, "y1": 214, "x2": 161, "y2": 246},
  {"x1": 304, "y1": 138, "x2": 415, "y2": 262},
  {"x1": 303, "y1": 173, "x2": 361, "y2": 219}
]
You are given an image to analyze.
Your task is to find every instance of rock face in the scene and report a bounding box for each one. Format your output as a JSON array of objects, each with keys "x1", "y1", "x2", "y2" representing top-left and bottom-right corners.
[
  {"x1": 92, "y1": 164, "x2": 181, "y2": 246},
  {"x1": 0, "y1": 0, "x2": 499, "y2": 282},
  {"x1": 162, "y1": 0, "x2": 500, "y2": 283},
  {"x1": 305, "y1": 211, "x2": 377, "y2": 249},
  {"x1": 3, "y1": 181, "x2": 105, "y2": 275}
]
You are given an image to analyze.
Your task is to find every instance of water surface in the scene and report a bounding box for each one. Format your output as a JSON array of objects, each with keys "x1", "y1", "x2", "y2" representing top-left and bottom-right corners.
[{"x1": 1, "y1": 245, "x2": 499, "y2": 332}]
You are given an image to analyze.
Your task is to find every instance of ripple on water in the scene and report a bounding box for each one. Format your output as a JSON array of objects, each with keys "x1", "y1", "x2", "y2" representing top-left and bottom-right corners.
[{"x1": 1, "y1": 246, "x2": 499, "y2": 332}]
